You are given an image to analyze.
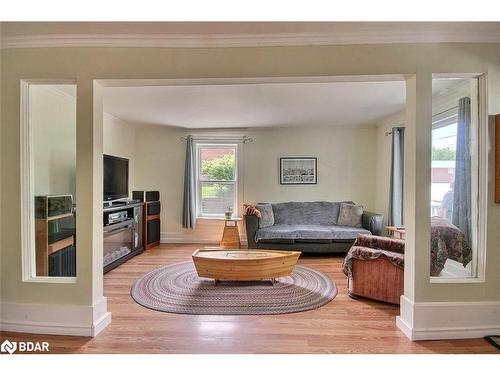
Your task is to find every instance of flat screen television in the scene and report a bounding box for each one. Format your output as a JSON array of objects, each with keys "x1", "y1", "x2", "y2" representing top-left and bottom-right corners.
[{"x1": 103, "y1": 155, "x2": 129, "y2": 201}]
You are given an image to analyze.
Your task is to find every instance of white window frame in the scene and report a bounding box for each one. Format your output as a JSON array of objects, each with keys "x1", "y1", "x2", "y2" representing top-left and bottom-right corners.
[
  {"x1": 194, "y1": 141, "x2": 241, "y2": 219},
  {"x1": 430, "y1": 73, "x2": 488, "y2": 283},
  {"x1": 20, "y1": 79, "x2": 77, "y2": 283}
]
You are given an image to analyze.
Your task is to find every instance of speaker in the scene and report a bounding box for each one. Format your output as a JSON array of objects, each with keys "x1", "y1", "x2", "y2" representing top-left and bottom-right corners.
[
  {"x1": 147, "y1": 219, "x2": 161, "y2": 245},
  {"x1": 142, "y1": 194, "x2": 161, "y2": 250},
  {"x1": 132, "y1": 190, "x2": 160, "y2": 202},
  {"x1": 147, "y1": 201, "x2": 161, "y2": 216},
  {"x1": 36, "y1": 195, "x2": 73, "y2": 219}
]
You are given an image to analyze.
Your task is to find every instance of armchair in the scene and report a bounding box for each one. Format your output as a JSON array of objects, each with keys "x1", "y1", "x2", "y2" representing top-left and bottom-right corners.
[{"x1": 342, "y1": 234, "x2": 405, "y2": 305}]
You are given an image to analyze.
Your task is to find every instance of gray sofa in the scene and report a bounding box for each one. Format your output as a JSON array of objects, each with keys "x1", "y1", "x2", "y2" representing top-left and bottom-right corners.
[{"x1": 245, "y1": 201, "x2": 383, "y2": 253}]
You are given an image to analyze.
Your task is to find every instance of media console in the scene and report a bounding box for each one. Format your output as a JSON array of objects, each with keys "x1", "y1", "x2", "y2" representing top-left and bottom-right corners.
[{"x1": 103, "y1": 200, "x2": 144, "y2": 273}]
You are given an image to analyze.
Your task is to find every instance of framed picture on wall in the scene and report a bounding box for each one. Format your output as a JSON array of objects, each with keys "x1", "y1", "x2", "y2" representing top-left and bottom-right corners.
[{"x1": 280, "y1": 157, "x2": 317, "y2": 185}]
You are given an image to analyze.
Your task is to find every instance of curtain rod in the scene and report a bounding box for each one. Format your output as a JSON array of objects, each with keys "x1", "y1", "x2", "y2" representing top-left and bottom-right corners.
[
  {"x1": 180, "y1": 135, "x2": 254, "y2": 143},
  {"x1": 433, "y1": 105, "x2": 458, "y2": 119},
  {"x1": 384, "y1": 104, "x2": 461, "y2": 136},
  {"x1": 385, "y1": 125, "x2": 405, "y2": 136}
]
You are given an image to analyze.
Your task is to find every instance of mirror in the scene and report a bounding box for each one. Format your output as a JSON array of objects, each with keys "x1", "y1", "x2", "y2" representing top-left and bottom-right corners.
[{"x1": 29, "y1": 83, "x2": 77, "y2": 277}]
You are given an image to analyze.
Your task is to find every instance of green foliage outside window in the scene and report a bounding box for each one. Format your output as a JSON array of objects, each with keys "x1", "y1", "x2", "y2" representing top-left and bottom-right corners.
[
  {"x1": 432, "y1": 147, "x2": 456, "y2": 161},
  {"x1": 201, "y1": 153, "x2": 235, "y2": 198},
  {"x1": 202, "y1": 153, "x2": 235, "y2": 180}
]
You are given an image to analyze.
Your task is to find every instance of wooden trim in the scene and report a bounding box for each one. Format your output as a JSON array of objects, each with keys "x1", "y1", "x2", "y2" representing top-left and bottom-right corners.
[
  {"x1": 496, "y1": 114, "x2": 500, "y2": 203},
  {"x1": 146, "y1": 214, "x2": 160, "y2": 220}
]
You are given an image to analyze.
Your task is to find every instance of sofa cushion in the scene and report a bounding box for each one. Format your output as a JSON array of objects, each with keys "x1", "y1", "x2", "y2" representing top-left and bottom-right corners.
[
  {"x1": 271, "y1": 201, "x2": 343, "y2": 225},
  {"x1": 330, "y1": 225, "x2": 371, "y2": 239},
  {"x1": 256, "y1": 203, "x2": 274, "y2": 228},
  {"x1": 255, "y1": 224, "x2": 370, "y2": 243},
  {"x1": 255, "y1": 224, "x2": 303, "y2": 242},
  {"x1": 337, "y1": 203, "x2": 363, "y2": 228}
]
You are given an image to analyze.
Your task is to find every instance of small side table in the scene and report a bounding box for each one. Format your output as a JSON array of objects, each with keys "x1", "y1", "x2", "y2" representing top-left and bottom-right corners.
[
  {"x1": 386, "y1": 226, "x2": 405, "y2": 240},
  {"x1": 220, "y1": 218, "x2": 242, "y2": 249}
]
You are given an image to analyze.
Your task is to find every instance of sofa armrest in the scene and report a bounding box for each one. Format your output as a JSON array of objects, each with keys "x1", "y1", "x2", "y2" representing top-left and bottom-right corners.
[
  {"x1": 245, "y1": 215, "x2": 259, "y2": 248},
  {"x1": 362, "y1": 211, "x2": 384, "y2": 236}
]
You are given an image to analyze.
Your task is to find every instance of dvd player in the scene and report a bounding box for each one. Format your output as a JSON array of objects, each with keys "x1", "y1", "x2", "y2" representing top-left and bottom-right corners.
[{"x1": 107, "y1": 210, "x2": 129, "y2": 224}]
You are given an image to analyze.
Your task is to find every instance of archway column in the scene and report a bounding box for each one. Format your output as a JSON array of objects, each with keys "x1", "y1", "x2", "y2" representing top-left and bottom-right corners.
[{"x1": 397, "y1": 71, "x2": 433, "y2": 339}]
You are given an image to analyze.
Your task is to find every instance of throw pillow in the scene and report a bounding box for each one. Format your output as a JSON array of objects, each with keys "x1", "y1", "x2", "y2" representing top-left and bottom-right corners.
[
  {"x1": 337, "y1": 203, "x2": 363, "y2": 228},
  {"x1": 256, "y1": 203, "x2": 274, "y2": 228}
]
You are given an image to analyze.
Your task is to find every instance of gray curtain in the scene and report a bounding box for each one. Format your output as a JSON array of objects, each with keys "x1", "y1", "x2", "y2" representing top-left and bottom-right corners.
[
  {"x1": 452, "y1": 97, "x2": 471, "y2": 244},
  {"x1": 182, "y1": 136, "x2": 196, "y2": 229},
  {"x1": 388, "y1": 127, "x2": 405, "y2": 226}
]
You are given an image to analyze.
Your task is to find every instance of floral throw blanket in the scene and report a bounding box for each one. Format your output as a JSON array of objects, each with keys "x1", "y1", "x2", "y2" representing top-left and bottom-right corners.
[
  {"x1": 430, "y1": 216, "x2": 472, "y2": 276},
  {"x1": 242, "y1": 203, "x2": 262, "y2": 218},
  {"x1": 343, "y1": 219, "x2": 472, "y2": 278},
  {"x1": 342, "y1": 235, "x2": 405, "y2": 278}
]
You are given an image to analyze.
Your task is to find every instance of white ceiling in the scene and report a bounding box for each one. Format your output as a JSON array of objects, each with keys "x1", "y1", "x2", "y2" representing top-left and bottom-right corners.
[{"x1": 103, "y1": 81, "x2": 408, "y2": 129}]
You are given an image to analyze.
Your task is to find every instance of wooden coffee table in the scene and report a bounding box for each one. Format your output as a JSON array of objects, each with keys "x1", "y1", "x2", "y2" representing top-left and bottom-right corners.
[{"x1": 192, "y1": 249, "x2": 301, "y2": 285}]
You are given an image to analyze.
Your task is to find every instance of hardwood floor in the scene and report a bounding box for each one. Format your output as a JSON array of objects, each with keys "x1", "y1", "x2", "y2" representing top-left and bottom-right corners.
[{"x1": 1, "y1": 244, "x2": 497, "y2": 354}]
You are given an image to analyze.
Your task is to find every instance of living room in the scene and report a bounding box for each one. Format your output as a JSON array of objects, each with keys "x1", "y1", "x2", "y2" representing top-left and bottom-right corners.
[
  {"x1": 1, "y1": 10, "x2": 500, "y2": 370},
  {"x1": 101, "y1": 79, "x2": 402, "y2": 245}
]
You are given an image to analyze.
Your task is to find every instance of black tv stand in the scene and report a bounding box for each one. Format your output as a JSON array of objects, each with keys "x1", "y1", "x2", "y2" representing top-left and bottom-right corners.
[{"x1": 103, "y1": 201, "x2": 144, "y2": 273}]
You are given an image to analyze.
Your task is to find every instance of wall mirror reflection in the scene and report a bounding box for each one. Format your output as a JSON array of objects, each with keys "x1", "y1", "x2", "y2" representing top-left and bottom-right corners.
[{"x1": 25, "y1": 82, "x2": 77, "y2": 278}]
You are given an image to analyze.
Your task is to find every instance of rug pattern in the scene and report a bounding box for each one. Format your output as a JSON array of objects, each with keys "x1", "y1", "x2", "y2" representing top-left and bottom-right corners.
[{"x1": 131, "y1": 261, "x2": 337, "y2": 315}]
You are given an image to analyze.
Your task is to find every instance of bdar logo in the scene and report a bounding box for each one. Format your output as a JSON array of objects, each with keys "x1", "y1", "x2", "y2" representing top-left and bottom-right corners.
[
  {"x1": 1, "y1": 339, "x2": 17, "y2": 354},
  {"x1": 0, "y1": 339, "x2": 49, "y2": 354}
]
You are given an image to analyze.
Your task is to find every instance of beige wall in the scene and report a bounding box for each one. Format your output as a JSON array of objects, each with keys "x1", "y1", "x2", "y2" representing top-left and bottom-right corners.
[
  {"x1": 244, "y1": 126, "x2": 377, "y2": 206},
  {"x1": 1, "y1": 44, "x2": 499, "y2": 312},
  {"x1": 103, "y1": 112, "x2": 136, "y2": 190},
  {"x1": 31, "y1": 85, "x2": 77, "y2": 198},
  {"x1": 128, "y1": 123, "x2": 378, "y2": 242}
]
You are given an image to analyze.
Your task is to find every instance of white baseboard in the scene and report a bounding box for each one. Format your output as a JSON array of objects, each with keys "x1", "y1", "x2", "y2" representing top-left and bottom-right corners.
[
  {"x1": 0, "y1": 297, "x2": 111, "y2": 337},
  {"x1": 397, "y1": 295, "x2": 500, "y2": 340}
]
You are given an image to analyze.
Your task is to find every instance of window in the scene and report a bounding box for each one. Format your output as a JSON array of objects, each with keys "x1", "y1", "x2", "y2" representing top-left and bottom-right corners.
[
  {"x1": 195, "y1": 143, "x2": 239, "y2": 218},
  {"x1": 431, "y1": 121, "x2": 457, "y2": 218},
  {"x1": 430, "y1": 75, "x2": 487, "y2": 281}
]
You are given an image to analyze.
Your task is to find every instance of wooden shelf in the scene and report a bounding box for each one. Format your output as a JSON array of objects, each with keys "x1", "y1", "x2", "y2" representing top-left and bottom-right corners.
[
  {"x1": 47, "y1": 213, "x2": 73, "y2": 221},
  {"x1": 48, "y1": 236, "x2": 74, "y2": 255}
]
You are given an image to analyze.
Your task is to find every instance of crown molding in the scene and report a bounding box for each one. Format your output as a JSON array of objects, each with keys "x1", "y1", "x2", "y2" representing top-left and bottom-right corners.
[{"x1": 2, "y1": 30, "x2": 500, "y2": 49}]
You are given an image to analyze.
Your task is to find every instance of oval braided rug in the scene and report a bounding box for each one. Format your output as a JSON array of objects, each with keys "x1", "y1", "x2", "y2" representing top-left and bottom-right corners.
[{"x1": 131, "y1": 261, "x2": 337, "y2": 315}]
